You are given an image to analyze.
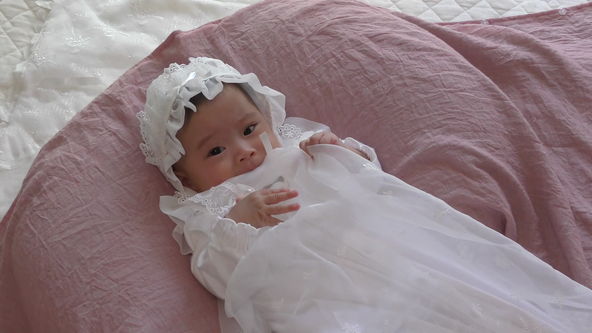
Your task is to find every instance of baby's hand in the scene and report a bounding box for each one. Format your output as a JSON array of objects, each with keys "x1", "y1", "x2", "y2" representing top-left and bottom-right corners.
[
  {"x1": 226, "y1": 188, "x2": 300, "y2": 228},
  {"x1": 299, "y1": 131, "x2": 343, "y2": 155},
  {"x1": 299, "y1": 131, "x2": 369, "y2": 160}
]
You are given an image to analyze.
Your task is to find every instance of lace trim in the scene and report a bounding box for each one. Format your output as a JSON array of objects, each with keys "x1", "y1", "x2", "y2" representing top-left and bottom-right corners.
[
  {"x1": 163, "y1": 62, "x2": 186, "y2": 76},
  {"x1": 278, "y1": 123, "x2": 302, "y2": 140},
  {"x1": 183, "y1": 183, "x2": 238, "y2": 217},
  {"x1": 136, "y1": 110, "x2": 161, "y2": 165}
]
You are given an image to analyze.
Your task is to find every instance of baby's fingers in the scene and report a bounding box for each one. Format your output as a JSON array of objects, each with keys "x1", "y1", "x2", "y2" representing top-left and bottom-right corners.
[
  {"x1": 321, "y1": 132, "x2": 341, "y2": 144},
  {"x1": 299, "y1": 140, "x2": 312, "y2": 158},
  {"x1": 307, "y1": 133, "x2": 322, "y2": 145},
  {"x1": 300, "y1": 132, "x2": 340, "y2": 150},
  {"x1": 265, "y1": 203, "x2": 301, "y2": 216},
  {"x1": 263, "y1": 189, "x2": 299, "y2": 204},
  {"x1": 309, "y1": 132, "x2": 331, "y2": 145}
]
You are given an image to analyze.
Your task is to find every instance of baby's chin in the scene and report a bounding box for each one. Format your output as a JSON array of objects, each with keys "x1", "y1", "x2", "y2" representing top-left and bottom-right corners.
[
  {"x1": 182, "y1": 178, "x2": 222, "y2": 194},
  {"x1": 243, "y1": 160, "x2": 263, "y2": 174}
]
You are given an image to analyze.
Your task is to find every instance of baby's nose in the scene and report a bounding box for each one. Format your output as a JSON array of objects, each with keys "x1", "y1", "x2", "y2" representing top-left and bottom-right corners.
[{"x1": 238, "y1": 147, "x2": 256, "y2": 162}]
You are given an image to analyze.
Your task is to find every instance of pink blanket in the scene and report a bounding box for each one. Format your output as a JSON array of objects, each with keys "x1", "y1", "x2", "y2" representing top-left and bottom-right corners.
[{"x1": 2, "y1": 0, "x2": 591, "y2": 331}]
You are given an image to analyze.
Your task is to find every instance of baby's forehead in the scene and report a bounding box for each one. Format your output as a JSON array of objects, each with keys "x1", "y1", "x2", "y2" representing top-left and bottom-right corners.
[
  {"x1": 188, "y1": 83, "x2": 252, "y2": 107},
  {"x1": 186, "y1": 87, "x2": 263, "y2": 126},
  {"x1": 222, "y1": 83, "x2": 256, "y2": 101},
  {"x1": 186, "y1": 83, "x2": 263, "y2": 120}
]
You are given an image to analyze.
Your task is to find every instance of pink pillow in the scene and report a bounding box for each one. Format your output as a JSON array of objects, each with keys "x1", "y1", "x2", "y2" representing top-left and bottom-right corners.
[{"x1": 2, "y1": 0, "x2": 591, "y2": 331}]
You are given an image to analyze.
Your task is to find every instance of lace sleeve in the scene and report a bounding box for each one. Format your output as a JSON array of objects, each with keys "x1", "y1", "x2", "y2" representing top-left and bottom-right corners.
[
  {"x1": 160, "y1": 183, "x2": 260, "y2": 299},
  {"x1": 280, "y1": 117, "x2": 382, "y2": 170},
  {"x1": 186, "y1": 214, "x2": 260, "y2": 299}
]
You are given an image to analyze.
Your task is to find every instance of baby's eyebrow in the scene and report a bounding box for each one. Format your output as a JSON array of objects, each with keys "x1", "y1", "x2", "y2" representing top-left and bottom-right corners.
[
  {"x1": 196, "y1": 132, "x2": 214, "y2": 151},
  {"x1": 237, "y1": 110, "x2": 259, "y2": 124}
]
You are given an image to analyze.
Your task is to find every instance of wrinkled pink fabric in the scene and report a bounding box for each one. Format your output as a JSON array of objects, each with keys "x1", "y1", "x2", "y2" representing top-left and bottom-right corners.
[{"x1": 1, "y1": 0, "x2": 591, "y2": 332}]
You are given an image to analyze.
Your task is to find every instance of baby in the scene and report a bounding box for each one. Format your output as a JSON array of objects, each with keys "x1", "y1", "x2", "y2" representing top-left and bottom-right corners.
[
  {"x1": 172, "y1": 80, "x2": 373, "y2": 228},
  {"x1": 139, "y1": 57, "x2": 592, "y2": 333},
  {"x1": 138, "y1": 55, "x2": 380, "y2": 298}
]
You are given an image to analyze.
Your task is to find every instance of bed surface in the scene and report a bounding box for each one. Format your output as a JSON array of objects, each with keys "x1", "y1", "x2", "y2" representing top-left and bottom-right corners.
[
  {"x1": 0, "y1": 0, "x2": 589, "y2": 218},
  {"x1": 1, "y1": 0, "x2": 591, "y2": 332}
]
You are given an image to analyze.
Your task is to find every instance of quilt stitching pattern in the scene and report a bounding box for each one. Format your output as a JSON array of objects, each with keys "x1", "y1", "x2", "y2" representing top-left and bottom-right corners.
[
  {"x1": 363, "y1": 0, "x2": 589, "y2": 22},
  {"x1": 0, "y1": 0, "x2": 53, "y2": 121}
]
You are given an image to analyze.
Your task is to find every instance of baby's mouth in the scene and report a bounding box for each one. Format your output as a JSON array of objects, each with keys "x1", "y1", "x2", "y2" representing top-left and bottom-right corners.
[{"x1": 243, "y1": 159, "x2": 262, "y2": 173}]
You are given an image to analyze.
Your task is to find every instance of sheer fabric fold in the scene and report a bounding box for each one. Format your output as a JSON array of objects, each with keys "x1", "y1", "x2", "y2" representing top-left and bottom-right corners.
[{"x1": 221, "y1": 144, "x2": 592, "y2": 333}]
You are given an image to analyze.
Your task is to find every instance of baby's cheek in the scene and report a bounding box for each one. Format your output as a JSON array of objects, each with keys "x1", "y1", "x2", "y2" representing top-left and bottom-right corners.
[{"x1": 220, "y1": 159, "x2": 241, "y2": 181}]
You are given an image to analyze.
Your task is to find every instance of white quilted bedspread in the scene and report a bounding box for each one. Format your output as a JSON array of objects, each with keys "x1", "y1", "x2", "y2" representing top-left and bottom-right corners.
[
  {"x1": 0, "y1": 0, "x2": 588, "y2": 218},
  {"x1": 0, "y1": 0, "x2": 51, "y2": 122},
  {"x1": 363, "y1": 0, "x2": 586, "y2": 21}
]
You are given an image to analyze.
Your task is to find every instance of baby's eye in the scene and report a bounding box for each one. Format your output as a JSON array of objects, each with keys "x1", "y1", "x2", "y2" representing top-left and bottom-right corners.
[
  {"x1": 244, "y1": 124, "x2": 257, "y2": 136},
  {"x1": 208, "y1": 147, "x2": 225, "y2": 157}
]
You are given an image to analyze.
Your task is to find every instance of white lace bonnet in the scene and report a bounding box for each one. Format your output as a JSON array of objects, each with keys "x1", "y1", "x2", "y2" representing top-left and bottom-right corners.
[{"x1": 138, "y1": 57, "x2": 286, "y2": 194}]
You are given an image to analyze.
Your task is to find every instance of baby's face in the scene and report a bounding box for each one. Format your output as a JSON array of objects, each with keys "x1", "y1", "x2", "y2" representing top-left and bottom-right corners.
[{"x1": 174, "y1": 84, "x2": 280, "y2": 192}]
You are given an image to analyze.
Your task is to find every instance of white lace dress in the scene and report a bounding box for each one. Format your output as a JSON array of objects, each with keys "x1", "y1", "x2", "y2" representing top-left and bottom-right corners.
[
  {"x1": 161, "y1": 118, "x2": 592, "y2": 333},
  {"x1": 159, "y1": 117, "x2": 380, "y2": 298}
]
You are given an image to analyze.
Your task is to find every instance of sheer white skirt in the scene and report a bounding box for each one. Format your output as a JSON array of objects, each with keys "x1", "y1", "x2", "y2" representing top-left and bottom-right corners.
[{"x1": 222, "y1": 144, "x2": 592, "y2": 333}]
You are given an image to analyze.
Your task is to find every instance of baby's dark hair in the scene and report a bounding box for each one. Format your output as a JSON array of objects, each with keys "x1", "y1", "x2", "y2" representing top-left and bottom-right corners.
[
  {"x1": 174, "y1": 93, "x2": 208, "y2": 173},
  {"x1": 184, "y1": 93, "x2": 208, "y2": 124}
]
